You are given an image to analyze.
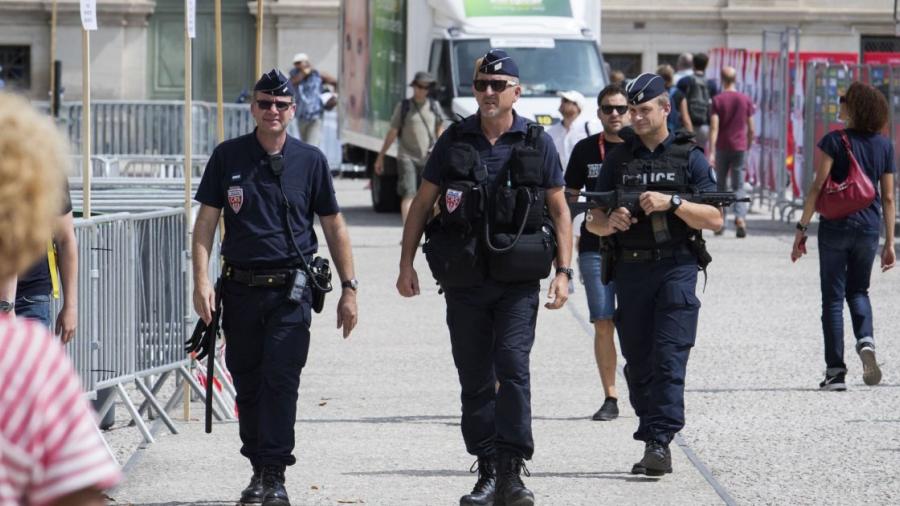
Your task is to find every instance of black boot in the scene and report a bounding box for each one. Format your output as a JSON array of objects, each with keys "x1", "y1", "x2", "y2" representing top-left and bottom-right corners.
[
  {"x1": 631, "y1": 440, "x2": 672, "y2": 477},
  {"x1": 494, "y1": 452, "x2": 534, "y2": 506},
  {"x1": 261, "y1": 465, "x2": 291, "y2": 506},
  {"x1": 460, "y1": 456, "x2": 496, "y2": 506},
  {"x1": 239, "y1": 466, "x2": 265, "y2": 505}
]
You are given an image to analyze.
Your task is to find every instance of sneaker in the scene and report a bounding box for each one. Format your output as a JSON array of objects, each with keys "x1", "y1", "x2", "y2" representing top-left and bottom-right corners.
[
  {"x1": 859, "y1": 345, "x2": 882, "y2": 386},
  {"x1": 591, "y1": 397, "x2": 619, "y2": 421},
  {"x1": 735, "y1": 224, "x2": 747, "y2": 238},
  {"x1": 819, "y1": 371, "x2": 847, "y2": 391}
]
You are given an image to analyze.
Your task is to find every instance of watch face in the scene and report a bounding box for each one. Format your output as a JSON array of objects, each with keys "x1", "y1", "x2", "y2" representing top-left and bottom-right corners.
[{"x1": 672, "y1": 195, "x2": 682, "y2": 206}]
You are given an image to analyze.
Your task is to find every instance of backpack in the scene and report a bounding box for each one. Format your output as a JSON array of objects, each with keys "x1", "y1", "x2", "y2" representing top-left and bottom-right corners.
[
  {"x1": 397, "y1": 97, "x2": 443, "y2": 139},
  {"x1": 686, "y1": 75, "x2": 711, "y2": 126},
  {"x1": 667, "y1": 87, "x2": 682, "y2": 132}
]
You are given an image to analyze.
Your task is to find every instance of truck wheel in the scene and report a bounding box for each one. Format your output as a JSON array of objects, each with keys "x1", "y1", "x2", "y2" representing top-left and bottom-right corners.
[{"x1": 371, "y1": 173, "x2": 400, "y2": 213}]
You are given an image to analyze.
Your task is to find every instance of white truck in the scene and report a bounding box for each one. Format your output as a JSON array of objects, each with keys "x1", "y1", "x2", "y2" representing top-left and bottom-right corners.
[{"x1": 340, "y1": 0, "x2": 607, "y2": 211}]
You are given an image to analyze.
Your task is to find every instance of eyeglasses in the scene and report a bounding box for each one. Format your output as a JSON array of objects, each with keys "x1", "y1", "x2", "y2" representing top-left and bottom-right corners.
[
  {"x1": 600, "y1": 105, "x2": 628, "y2": 115},
  {"x1": 473, "y1": 79, "x2": 518, "y2": 92},
  {"x1": 839, "y1": 96, "x2": 847, "y2": 104},
  {"x1": 256, "y1": 99, "x2": 293, "y2": 111}
]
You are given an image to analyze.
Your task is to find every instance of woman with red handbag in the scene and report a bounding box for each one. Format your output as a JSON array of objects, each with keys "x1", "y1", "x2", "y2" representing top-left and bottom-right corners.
[{"x1": 791, "y1": 81, "x2": 896, "y2": 391}]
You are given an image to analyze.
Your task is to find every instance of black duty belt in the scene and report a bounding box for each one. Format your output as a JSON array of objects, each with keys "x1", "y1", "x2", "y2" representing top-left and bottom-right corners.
[
  {"x1": 619, "y1": 246, "x2": 689, "y2": 263},
  {"x1": 224, "y1": 265, "x2": 293, "y2": 287}
]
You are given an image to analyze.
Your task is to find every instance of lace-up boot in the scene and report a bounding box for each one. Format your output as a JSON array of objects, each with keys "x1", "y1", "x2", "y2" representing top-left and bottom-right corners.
[
  {"x1": 494, "y1": 452, "x2": 533, "y2": 506},
  {"x1": 261, "y1": 464, "x2": 290, "y2": 506},
  {"x1": 460, "y1": 456, "x2": 496, "y2": 506},
  {"x1": 239, "y1": 465, "x2": 265, "y2": 504}
]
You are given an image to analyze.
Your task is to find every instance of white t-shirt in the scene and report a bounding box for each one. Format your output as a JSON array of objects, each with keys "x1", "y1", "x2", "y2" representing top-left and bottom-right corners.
[
  {"x1": 0, "y1": 315, "x2": 121, "y2": 505},
  {"x1": 548, "y1": 116, "x2": 592, "y2": 170}
]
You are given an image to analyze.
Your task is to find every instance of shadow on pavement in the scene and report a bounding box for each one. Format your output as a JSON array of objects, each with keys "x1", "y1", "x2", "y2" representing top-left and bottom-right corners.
[
  {"x1": 344, "y1": 469, "x2": 647, "y2": 482},
  {"x1": 338, "y1": 204, "x2": 401, "y2": 228},
  {"x1": 298, "y1": 414, "x2": 457, "y2": 426}
]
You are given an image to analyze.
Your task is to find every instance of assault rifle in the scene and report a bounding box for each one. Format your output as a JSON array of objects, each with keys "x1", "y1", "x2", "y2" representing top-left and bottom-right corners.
[{"x1": 568, "y1": 186, "x2": 749, "y2": 217}]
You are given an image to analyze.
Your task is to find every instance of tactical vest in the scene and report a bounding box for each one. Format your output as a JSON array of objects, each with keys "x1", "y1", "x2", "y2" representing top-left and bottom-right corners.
[
  {"x1": 612, "y1": 132, "x2": 696, "y2": 250},
  {"x1": 423, "y1": 122, "x2": 556, "y2": 288}
]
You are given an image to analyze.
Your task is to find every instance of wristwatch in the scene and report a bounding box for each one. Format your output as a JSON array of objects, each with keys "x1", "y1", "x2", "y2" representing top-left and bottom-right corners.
[
  {"x1": 0, "y1": 300, "x2": 14, "y2": 313},
  {"x1": 556, "y1": 267, "x2": 574, "y2": 280},
  {"x1": 796, "y1": 222, "x2": 809, "y2": 232},
  {"x1": 669, "y1": 194, "x2": 683, "y2": 212},
  {"x1": 341, "y1": 278, "x2": 359, "y2": 291}
]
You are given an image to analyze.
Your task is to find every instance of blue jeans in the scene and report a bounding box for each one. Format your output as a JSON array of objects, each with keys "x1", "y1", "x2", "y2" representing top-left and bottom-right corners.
[
  {"x1": 578, "y1": 251, "x2": 616, "y2": 321},
  {"x1": 818, "y1": 220, "x2": 880, "y2": 371},
  {"x1": 15, "y1": 294, "x2": 51, "y2": 328}
]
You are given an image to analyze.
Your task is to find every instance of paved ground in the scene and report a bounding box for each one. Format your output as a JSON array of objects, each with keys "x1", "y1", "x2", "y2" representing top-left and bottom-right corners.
[{"x1": 109, "y1": 179, "x2": 900, "y2": 506}]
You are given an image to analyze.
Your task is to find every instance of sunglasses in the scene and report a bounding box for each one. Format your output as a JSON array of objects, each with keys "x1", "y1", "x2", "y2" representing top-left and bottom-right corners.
[
  {"x1": 256, "y1": 99, "x2": 293, "y2": 111},
  {"x1": 473, "y1": 79, "x2": 518, "y2": 92},
  {"x1": 413, "y1": 83, "x2": 432, "y2": 90},
  {"x1": 600, "y1": 105, "x2": 628, "y2": 115}
]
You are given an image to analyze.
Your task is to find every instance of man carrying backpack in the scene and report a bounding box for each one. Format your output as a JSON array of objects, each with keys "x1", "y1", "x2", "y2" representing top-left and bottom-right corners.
[
  {"x1": 375, "y1": 71, "x2": 446, "y2": 226},
  {"x1": 677, "y1": 52, "x2": 718, "y2": 152}
]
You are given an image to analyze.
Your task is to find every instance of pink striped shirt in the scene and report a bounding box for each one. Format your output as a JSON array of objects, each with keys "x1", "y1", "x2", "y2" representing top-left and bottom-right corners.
[{"x1": 0, "y1": 314, "x2": 121, "y2": 505}]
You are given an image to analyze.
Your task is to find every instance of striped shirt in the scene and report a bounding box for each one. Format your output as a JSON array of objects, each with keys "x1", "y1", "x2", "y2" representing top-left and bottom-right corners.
[{"x1": 0, "y1": 314, "x2": 120, "y2": 505}]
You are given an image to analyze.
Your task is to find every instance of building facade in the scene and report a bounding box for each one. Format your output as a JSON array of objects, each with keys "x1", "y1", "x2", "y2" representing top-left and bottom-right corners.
[{"x1": 0, "y1": 0, "x2": 897, "y2": 101}]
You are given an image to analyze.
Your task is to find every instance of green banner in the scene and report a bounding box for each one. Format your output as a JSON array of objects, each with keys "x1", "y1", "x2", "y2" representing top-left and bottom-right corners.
[
  {"x1": 464, "y1": 0, "x2": 571, "y2": 17},
  {"x1": 368, "y1": 0, "x2": 407, "y2": 137}
]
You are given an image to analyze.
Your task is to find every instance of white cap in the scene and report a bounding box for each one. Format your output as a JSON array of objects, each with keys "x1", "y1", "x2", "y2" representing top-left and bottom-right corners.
[
  {"x1": 557, "y1": 90, "x2": 585, "y2": 112},
  {"x1": 292, "y1": 53, "x2": 310, "y2": 64}
]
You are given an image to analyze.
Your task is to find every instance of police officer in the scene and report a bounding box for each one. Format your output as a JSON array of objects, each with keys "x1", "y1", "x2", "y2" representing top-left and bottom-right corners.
[
  {"x1": 396, "y1": 49, "x2": 572, "y2": 506},
  {"x1": 585, "y1": 73, "x2": 722, "y2": 476},
  {"x1": 192, "y1": 69, "x2": 358, "y2": 506}
]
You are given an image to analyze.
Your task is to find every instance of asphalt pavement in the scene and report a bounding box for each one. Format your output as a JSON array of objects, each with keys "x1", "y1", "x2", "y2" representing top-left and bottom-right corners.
[{"x1": 110, "y1": 179, "x2": 900, "y2": 506}]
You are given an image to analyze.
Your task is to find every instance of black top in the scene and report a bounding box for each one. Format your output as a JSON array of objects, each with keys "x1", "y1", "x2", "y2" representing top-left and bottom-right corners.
[
  {"x1": 195, "y1": 131, "x2": 340, "y2": 268},
  {"x1": 817, "y1": 129, "x2": 895, "y2": 230},
  {"x1": 564, "y1": 133, "x2": 622, "y2": 253},
  {"x1": 17, "y1": 180, "x2": 73, "y2": 298}
]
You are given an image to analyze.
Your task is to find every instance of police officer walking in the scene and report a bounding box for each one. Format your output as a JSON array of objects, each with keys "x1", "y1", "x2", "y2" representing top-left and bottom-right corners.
[
  {"x1": 192, "y1": 69, "x2": 359, "y2": 506},
  {"x1": 396, "y1": 49, "x2": 572, "y2": 506},
  {"x1": 585, "y1": 73, "x2": 722, "y2": 476}
]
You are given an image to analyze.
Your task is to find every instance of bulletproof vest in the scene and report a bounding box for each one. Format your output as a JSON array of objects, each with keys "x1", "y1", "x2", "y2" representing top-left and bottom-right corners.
[{"x1": 613, "y1": 133, "x2": 695, "y2": 249}]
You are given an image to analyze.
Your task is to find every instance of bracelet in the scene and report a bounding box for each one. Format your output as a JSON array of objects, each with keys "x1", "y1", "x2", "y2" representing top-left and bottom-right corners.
[{"x1": 796, "y1": 222, "x2": 808, "y2": 232}]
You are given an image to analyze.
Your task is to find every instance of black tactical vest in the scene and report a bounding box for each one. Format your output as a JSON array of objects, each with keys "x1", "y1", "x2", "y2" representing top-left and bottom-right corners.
[{"x1": 612, "y1": 133, "x2": 697, "y2": 250}]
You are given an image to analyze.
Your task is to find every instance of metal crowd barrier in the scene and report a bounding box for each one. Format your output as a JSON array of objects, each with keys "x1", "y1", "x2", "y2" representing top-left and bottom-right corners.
[
  {"x1": 40, "y1": 100, "x2": 342, "y2": 169},
  {"x1": 50, "y1": 207, "x2": 232, "y2": 444}
]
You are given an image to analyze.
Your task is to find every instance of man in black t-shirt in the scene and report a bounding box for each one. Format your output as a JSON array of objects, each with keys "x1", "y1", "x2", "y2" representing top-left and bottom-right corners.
[
  {"x1": 0, "y1": 179, "x2": 78, "y2": 343},
  {"x1": 564, "y1": 83, "x2": 629, "y2": 422}
]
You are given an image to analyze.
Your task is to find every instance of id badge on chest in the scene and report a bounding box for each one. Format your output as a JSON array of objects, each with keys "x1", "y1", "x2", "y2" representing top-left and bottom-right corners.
[{"x1": 227, "y1": 171, "x2": 244, "y2": 214}]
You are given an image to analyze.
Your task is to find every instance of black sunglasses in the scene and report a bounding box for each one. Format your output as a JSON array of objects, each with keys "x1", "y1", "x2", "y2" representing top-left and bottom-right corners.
[
  {"x1": 473, "y1": 79, "x2": 518, "y2": 92},
  {"x1": 600, "y1": 105, "x2": 628, "y2": 115},
  {"x1": 413, "y1": 82, "x2": 433, "y2": 90},
  {"x1": 256, "y1": 99, "x2": 293, "y2": 111}
]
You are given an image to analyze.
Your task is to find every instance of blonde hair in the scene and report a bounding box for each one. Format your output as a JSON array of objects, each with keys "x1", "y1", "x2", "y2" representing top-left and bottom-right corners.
[
  {"x1": 0, "y1": 92, "x2": 68, "y2": 279},
  {"x1": 473, "y1": 57, "x2": 484, "y2": 81}
]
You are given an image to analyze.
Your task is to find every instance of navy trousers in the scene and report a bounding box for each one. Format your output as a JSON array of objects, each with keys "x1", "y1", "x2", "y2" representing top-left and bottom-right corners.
[
  {"x1": 614, "y1": 254, "x2": 699, "y2": 446},
  {"x1": 221, "y1": 279, "x2": 312, "y2": 467},
  {"x1": 444, "y1": 280, "x2": 539, "y2": 459}
]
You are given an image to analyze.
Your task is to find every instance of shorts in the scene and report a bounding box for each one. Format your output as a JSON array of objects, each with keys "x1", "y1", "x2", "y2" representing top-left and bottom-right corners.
[
  {"x1": 397, "y1": 156, "x2": 425, "y2": 199},
  {"x1": 578, "y1": 251, "x2": 615, "y2": 322}
]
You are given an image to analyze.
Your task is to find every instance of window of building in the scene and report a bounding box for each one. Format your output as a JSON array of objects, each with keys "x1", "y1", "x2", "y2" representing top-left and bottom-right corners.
[
  {"x1": 657, "y1": 53, "x2": 681, "y2": 69},
  {"x1": 604, "y1": 53, "x2": 642, "y2": 80},
  {"x1": 861, "y1": 35, "x2": 900, "y2": 54},
  {"x1": 0, "y1": 45, "x2": 31, "y2": 90}
]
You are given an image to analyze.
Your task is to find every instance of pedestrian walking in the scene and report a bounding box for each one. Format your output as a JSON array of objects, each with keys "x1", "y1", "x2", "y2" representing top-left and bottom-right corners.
[
  {"x1": 585, "y1": 73, "x2": 722, "y2": 477},
  {"x1": 672, "y1": 52, "x2": 693, "y2": 84},
  {"x1": 374, "y1": 71, "x2": 445, "y2": 226},
  {"x1": 709, "y1": 66, "x2": 755, "y2": 237},
  {"x1": 548, "y1": 90, "x2": 592, "y2": 170},
  {"x1": 657, "y1": 64, "x2": 693, "y2": 135},
  {"x1": 0, "y1": 91, "x2": 120, "y2": 506},
  {"x1": 677, "y1": 52, "x2": 718, "y2": 151},
  {"x1": 289, "y1": 53, "x2": 337, "y2": 147},
  {"x1": 396, "y1": 49, "x2": 572, "y2": 506},
  {"x1": 192, "y1": 69, "x2": 359, "y2": 506},
  {"x1": 791, "y1": 81, "x2": 895, "y2": 391},
  {"x1": 564, "y1": 82, "x2": 630, "y2": 421}
]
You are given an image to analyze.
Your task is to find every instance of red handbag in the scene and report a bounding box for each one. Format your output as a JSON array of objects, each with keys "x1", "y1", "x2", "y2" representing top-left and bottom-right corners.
[{"x1": 815, "y1": 130, "x2": 876, "y2": 220}]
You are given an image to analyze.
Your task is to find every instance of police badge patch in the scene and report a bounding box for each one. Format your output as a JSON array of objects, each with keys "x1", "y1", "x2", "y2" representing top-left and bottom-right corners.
[
  {"x1": 445, "y1": 189, "x2": 463, "y2": 213},
  {"x1": 227, "y1": 186, "x2": 243, "y2": 213}
]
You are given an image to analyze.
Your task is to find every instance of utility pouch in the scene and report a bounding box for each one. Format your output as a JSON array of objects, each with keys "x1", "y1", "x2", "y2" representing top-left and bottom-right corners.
[
  {"x1": 686, "y1": 231, "x2": 712, "y2": 269},
  {"x1": 488, "y1": 221, "x2": 556, "y2": 283},
  {"x1": 509, "y1": 145, "x2": 543, "y2": 187},
  {"x1": 514, "y1": 187, "x2": 545, "y2": 234},
  {"x1": 493, "y1": 186, "x2": 518, "y2": 229},
  {"x1": 439, "y1": 181, "x2": 483, "y2": 231},
  {"x1": 309, "y1": 257, "x2": 332, "y2": 314},
  {"x1": 444, "y1": 143, "x2": 481, "y2": 180},
  {"x1": 423, "y1": 219, "x2": 486, "y2": 288},
  {"x1": 288, "y1": 269, "x2": 308, "y2": 305}
]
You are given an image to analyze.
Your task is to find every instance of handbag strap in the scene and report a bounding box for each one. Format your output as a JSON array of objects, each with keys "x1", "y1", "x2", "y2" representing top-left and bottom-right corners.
[{"x1": 839, "y1": 129, "x2": 857, "y2": 163}]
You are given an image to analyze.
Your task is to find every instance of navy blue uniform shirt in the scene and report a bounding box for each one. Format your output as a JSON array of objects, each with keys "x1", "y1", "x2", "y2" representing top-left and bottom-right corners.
[
  {"x1": 422, "y1": 111, "x2": 565, "y2": 189},
  {"x1": 817, "y1": 129, "x2": 895, "y2": 230},
  {"x1": 595, "y1": 133, "x2": 718, "y2": 193},
  {"x1": 195, "y1": 131, "x2": 340, "y2": 267},
  {"x1": 18, "y1": 179, "x2": 73, "y2": 297}
]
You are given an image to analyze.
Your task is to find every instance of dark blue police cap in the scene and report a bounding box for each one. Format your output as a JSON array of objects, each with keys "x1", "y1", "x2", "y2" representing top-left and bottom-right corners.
[
  {"x1": 254, "y1": 68, "x2": 293, "y2": 97},
  {"x1": 478, "y1": 49, "x2": 519, "y2": 78},
  {"x1": 625, "y1": 73, "x2": 666, "y2": 105}
]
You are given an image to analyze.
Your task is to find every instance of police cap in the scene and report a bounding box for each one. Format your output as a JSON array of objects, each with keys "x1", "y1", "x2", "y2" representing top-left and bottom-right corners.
[
  {"x1": 254, "y1": 68, "x2": 293, "y2": 97},
  {"x1": 625, "y1": 73, "x2": 666, "y2": 105},
  {"x1": 478, "y1": 49, "x2": 519, "y2": 78}
]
